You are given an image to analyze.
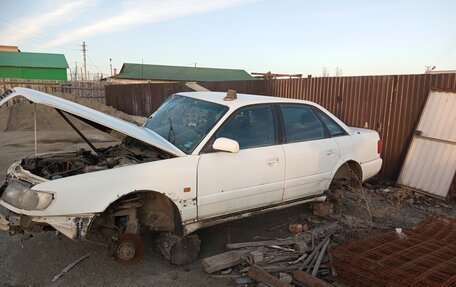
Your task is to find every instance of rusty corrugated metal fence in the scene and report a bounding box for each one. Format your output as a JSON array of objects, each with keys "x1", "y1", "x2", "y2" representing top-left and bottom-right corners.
[{"x1": 105, "y1": 73, "x2": 456, "y2": 181}]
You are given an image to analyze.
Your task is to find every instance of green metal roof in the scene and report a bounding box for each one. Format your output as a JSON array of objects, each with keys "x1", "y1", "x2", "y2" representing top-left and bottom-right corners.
[
  {"x1": 114, "y1": 63, "x2": 253, "y2": 82},
  {"x1": 0, "y1": 51, "x2": 69, "y2": 69}
]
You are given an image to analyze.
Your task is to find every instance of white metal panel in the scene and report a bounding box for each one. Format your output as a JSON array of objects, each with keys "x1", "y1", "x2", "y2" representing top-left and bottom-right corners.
[
  {"x1": 399, "y1": 138, "x2": 456, "y2": 197},
  {"x1": 398, "y1": 90, "x2": 456, "y2": 198},
  {"x1": 417, "y1": 91, "x2": 456, "y2": 142}
]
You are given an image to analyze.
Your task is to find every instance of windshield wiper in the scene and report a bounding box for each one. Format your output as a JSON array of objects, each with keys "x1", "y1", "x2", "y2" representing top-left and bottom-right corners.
[{"x1": 168, "y1": 117, "x2": 176, "y2": 144}]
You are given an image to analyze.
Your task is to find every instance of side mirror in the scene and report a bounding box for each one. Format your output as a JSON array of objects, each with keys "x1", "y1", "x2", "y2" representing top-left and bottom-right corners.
[{"x1": 212, "y1": 137, "x2": 239, "y2": 153}]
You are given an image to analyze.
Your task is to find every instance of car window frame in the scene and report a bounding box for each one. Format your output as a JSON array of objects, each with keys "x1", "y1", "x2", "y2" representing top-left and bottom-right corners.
[
  {"x1": 201, "y1": 103, "x2": 280, "y2": 154},
  {"x1": 311, "y1": 106, "x2": 348, "y2": 138},
  {"x1": 277, "y1": 103, "x2": 331, "y2": 144},
  {"x1": 144, "y1": 94, "x2": 230, "y2": 154}
]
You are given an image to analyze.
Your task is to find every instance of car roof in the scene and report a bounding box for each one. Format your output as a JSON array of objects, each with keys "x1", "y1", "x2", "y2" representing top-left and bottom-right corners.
[{"x1": 176, "y1": 91, "x2": 316, "y2": 109}]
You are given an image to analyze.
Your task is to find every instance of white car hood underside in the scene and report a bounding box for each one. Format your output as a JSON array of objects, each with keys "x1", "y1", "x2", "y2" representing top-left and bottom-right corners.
[{"x1": 0, "y1": 87, "x2": 185, "y2": 157}]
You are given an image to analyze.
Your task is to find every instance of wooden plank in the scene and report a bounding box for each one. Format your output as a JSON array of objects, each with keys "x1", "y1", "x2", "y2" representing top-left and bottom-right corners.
[
  {"x1": 227, "y1": 223, "x2": 338, "y2": 250},
  {"x1": 202, "y1": 249, "x2": 251, "y2": 273},
  {"x1": 226, "y1": 239, "x2": 297, "y2": 249}
]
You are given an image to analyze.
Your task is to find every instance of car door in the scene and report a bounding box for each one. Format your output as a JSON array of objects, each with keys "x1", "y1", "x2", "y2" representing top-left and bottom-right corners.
[
  {"x1": 279, "y1": 104, "x2": 340, "y2": 201},
  {"x1": 197, "y1": 104, "x2": 285, "y2": 219}
]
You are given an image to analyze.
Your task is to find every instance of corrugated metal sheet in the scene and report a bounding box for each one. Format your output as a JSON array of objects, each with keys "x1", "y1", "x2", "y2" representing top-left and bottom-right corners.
[
  {"x1": 105, "y1": 82, "x2": 192, "y2": 116},
  {"x1": 398, "y1": 90, "x2": 456, "y2": 198},
  {"x1": 0, "y1": 51, "x2": 69, "y2": 68},
  {"x1": 105, "y1": 73, "x2": 456, "y2": 182},
  {"x1": 113, "y1": 63, "x2": 253, "y2": 82}
]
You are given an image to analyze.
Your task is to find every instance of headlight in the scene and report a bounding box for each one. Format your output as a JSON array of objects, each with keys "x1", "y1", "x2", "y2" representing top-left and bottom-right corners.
[{"x1": 2, "y1": 180, "x2": 53, "y2": 210}]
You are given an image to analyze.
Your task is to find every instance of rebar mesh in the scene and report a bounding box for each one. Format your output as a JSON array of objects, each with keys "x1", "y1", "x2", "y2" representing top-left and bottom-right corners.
[{"x1": 329, "y1": 215, "x2": 456, "y2": 287}]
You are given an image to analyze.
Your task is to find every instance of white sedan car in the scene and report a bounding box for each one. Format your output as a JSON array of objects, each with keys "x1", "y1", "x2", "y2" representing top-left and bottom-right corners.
[{"x1": 0, "y1": 88, "x2": 382, "y2": 265}]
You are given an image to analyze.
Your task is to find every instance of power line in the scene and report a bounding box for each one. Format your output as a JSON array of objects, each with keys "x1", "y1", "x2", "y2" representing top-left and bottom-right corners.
[
  {"x1": 433, "y1": 32, "x2": 456, "y2": 67},
  {"x1": 87, "y1": 55, "x2": 104, "y2": 73}
]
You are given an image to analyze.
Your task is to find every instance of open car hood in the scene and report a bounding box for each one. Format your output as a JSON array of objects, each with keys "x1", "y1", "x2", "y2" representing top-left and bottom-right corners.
[{"x1": 0, "y1": 87, "x2": 185, "y2": 157}]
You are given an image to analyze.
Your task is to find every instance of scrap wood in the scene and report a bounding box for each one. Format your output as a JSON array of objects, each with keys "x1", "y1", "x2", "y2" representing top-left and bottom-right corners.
[
  {"x1": 266, "y1": 245, "x2": 296, "y2": 252},
  {"x1": 261, "y1": 264, "x2": 302, "y2": 273},
  {"x1": 295, "y1": 222, "x2": 338, "y2": 244},
  {"x1": 292, "y1": 270, "x2": 334, "y2": 287},
  {"x1": 227, "y1": 223, "x2": 338, "y2": 250},
  {"x1": 299, "y1": 232, "x2": 334, "y2": 271},
  {"x1": 290, "y1": 252, "x2": 308, "y2": 265},
  {"x1": 246, "y1": 250, "x2": 264, "y2": 264},
  {"x1": 312, "y1": 238, "x2": 330, "y2": 276},
  {"x1": 241, "y1": 262, "x2": 302, "y2": 273},
  {"x1": 267, "y1": 254, "x2": 301, "y2": 264},
  {"x1": 247, "y1": 266, "x2": 293, "y2": 287},
  {"x1": 202, "y1": 249, "x2": 251, "y2": 273},
  {"x1": 227, "y1": 239, "x2": 296, "y2": 249},
  {"x1": 51, "y1": 253, "x2": 90, "y2": 282}
]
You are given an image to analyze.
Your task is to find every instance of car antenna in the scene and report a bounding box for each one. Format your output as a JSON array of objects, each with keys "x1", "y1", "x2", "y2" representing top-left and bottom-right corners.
[{"x1": 224, "y1": 89, "x2": 237, "y2": 101}]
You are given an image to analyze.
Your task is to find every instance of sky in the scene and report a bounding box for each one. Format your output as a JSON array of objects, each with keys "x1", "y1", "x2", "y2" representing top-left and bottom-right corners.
[{"x1": 0, "y1": 0, "x2": 455, "y2": 78}]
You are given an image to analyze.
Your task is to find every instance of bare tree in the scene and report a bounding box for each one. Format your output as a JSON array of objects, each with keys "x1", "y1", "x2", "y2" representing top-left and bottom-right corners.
[
  {"x1": 335, "y1": 66, "x2": 343, "y2": 77},
  {"x1": 322, "y1": 67, "x2": 330, "y2": 77}
]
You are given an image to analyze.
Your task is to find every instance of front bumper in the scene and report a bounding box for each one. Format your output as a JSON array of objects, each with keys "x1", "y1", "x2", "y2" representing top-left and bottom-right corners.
[{"x1": 0, "y1": 201, "x2": 95, "y2": 240}]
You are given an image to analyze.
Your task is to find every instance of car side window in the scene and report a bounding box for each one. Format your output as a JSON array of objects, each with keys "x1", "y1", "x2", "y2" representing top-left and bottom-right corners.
[
  {"x1": 313, "y1": 108, "x2": 347, "y2": 137},
  {"x1": 280, "y1": 104, "x2": 325, "y2": 142},
  {"x1": 217, "y1": 105, "x2": 276, "y2": 149}
]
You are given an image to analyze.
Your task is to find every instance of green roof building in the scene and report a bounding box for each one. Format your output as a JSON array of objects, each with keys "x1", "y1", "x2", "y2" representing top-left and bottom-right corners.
[
  {"x1": 111, "y1": 63, "x2": 253, "y2": 83},
  {"x1": 0, "y1": 51, "x2": 69, "y2": 80}
]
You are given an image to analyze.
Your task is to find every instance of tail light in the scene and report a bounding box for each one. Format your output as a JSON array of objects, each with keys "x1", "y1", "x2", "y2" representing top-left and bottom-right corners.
[{"x1": 377, "y1": 140, "x2": 382, "y2": 155}]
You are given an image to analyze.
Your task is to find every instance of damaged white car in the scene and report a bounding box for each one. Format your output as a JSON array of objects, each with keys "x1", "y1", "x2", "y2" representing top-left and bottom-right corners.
[{"x1": 0, "y1": 88, "x2": 382, "y2": 265}]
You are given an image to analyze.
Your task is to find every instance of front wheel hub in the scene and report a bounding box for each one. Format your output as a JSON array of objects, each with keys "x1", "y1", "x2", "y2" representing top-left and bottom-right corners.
[
  {"x1": 114, "y1": 233, "x2": 144, "y2": 265},
  {"x1": 117, "y1": 241, "x2": 136, "y2": 261}
]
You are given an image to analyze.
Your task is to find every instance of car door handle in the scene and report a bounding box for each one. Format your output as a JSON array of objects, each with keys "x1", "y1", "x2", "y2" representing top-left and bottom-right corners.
[
  {"x1": 266, "y1": 158, "x2": 279, "y2": 166},
  {"x1": 325, "y1": 149, "x2": 335, "y2": 155}
]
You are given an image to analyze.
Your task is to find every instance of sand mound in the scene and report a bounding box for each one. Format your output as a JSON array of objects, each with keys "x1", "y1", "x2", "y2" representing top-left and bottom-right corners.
[{"x1": 0, "y1": 93, "x2": 140, "y2": 132}]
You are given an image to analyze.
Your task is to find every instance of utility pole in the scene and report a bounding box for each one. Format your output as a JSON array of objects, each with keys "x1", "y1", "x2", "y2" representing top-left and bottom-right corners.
[
  {"x1": 74, "y1": 62, "x2": 78, "y2": 81},
  {"x1": 109, "y1": 58, "x2": 113, "y2": 76},
  {"x1": 82, "y1": 41, "x2": 87, "y2": 80}
]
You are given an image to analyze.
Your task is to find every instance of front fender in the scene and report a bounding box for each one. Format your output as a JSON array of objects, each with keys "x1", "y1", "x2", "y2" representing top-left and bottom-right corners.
[{"x1": 10, "y1": 156, "x2": 199, "y2": 222}]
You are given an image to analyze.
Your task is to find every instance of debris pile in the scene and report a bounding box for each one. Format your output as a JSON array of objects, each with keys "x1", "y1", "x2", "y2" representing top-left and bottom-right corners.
[
  {"x1": 202, "y1": 223, "x2": 339, "y2": 286},
  {"x1": 201, "y1": 180, "x2": 456, "y2": 286}
]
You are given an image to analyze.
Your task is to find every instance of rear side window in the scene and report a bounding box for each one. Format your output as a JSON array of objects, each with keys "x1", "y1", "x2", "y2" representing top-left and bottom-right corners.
[
  {"x1": 280, "y1": 104, "x2": 325, "y2": 142},
  {"x1": 314, "y1": 108, "x2": 347, "y2": 137},
  {"x1": 217, "y1": 105, "x2": 276, "y2": 149}
]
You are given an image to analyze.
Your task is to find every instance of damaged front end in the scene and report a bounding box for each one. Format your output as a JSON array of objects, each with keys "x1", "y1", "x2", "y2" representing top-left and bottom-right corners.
[
  {"x1": 0, "y1": 178, "x2": 95, "y2": 240},
  {"x1": 0, "y1": 137, "x2": 167, "y2": 240},
  {"x1": 0, "y1": 88, "x2": 176, "y2": 241}
]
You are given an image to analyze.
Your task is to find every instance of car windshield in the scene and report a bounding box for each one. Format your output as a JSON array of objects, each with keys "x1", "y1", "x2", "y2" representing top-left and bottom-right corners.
[{"x1": 144, "y1": 95, "x2": 228, "y2": 154}]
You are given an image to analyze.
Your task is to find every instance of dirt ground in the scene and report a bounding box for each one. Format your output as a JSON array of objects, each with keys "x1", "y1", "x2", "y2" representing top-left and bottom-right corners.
[{"x1": 0, "y1": 130, "x2": 455, "y2": 287}]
